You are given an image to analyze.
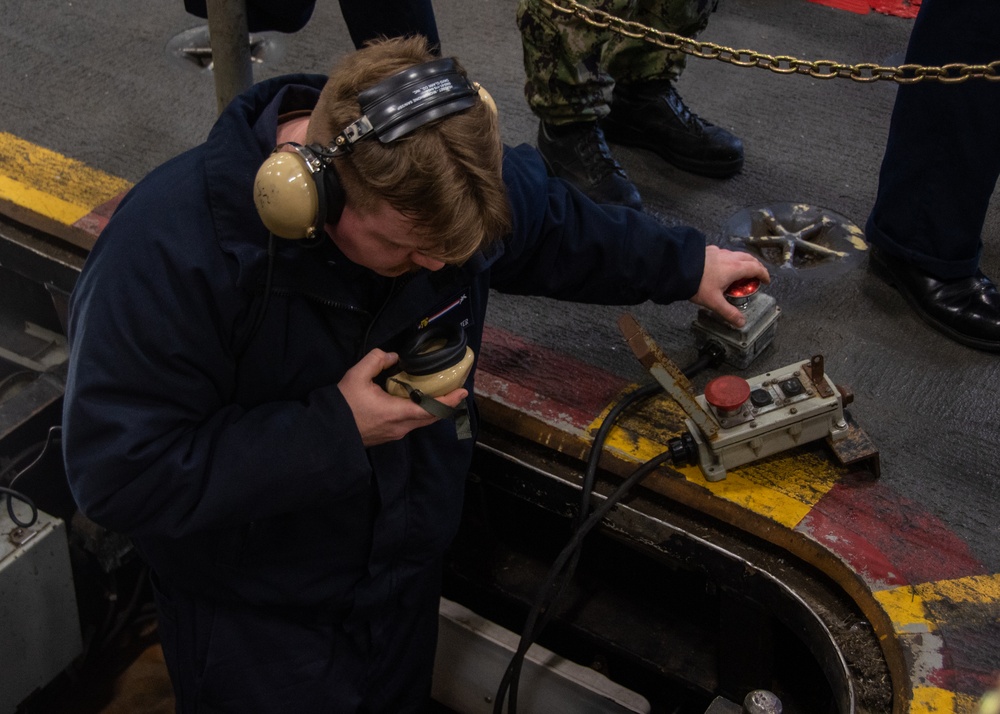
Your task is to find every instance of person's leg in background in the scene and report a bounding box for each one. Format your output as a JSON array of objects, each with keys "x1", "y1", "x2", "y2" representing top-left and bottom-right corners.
[
  {"x1": 601, "y1": 0, "x2": 744, "y2": 179},
  {"x1": 866, "y1": 0, "x2": 1000, "y2": 351},
  {"x1": 185, "y1": 0, "x2": 439, "y2": 49},
  {"x1": 518, "y1": 0, "x2": 743, "y2": 210},
  {"x1": 338, "y1": 0, "x2": 440, "y2": 52},
  {"x1": 518, "y1": 0, "x2": 643, "y2": 209}
]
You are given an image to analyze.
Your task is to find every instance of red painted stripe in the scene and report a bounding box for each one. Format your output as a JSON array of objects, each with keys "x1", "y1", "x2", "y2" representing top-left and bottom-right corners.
[
  {"x1": 72, "y1": 190, "x2": 127, "y2": 240},
  {"x1": 798, "y1": 474, "x2": 985, "y2": 588},
  {"x1": 478, "y1": 325, "x2": 628, "y2": 429},
  {"x1": 870, "y1": 0, "x2": 920, "y2": 18},
  {"x1": 807, "y1": 0, "x2": 920, "y2": 16},
  {"x1": 808, "y1": 0, "x2": 869, "y2": 15},
  {"x1": 801, "y1": 509, "x2": 907, "y2": 588}
]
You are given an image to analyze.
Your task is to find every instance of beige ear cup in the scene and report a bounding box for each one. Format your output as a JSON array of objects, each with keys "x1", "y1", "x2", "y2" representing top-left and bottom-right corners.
[
  {"x1": 253, "y1": 150, "x2": 320, "y2": 239},
  {"x1": 387, "y1": 346, "x2": 475, "y2": 399}
]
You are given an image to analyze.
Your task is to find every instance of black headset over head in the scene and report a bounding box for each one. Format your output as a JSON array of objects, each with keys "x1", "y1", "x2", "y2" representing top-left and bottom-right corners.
[{"x1": 253, "y1": 57, "x2": 495, "y2": 240}]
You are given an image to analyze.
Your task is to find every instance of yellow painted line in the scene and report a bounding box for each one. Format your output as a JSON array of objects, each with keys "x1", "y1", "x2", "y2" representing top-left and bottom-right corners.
[
  {"x1": 591, "y1": 388, "x2": 687, "y2": 463},
  {"x1": 0, "y1": 131, "x2": 131, "y2": 225},
  {"x1": 589, "y1": 387, "x2": 840, "y2": 529},
  {"x1": 876, "y1": 586, "x2": 933, "y2": 634},
  {"x1": 874, "y1": 573, "x2": 1000, "y2": 634},
  {"x1": 601, "y1": 426, "x2": 668, "y2": 464},
  {"x1": 0, "y1": 174, "x2": 91, "y2": 226},
  {"x1": 910, "y1": 687, "x2": 983, "y2": 714},
  {"x1": 910, "y1": 686, "x2": 956, "y2": 714},
  {"x1": 693, "y1": 452, "x2": 839, "y2": 528}
]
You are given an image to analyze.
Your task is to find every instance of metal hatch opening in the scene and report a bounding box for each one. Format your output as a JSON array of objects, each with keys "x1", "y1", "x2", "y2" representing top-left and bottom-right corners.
[{"x1": 442, "y1": 435, "x2": 892, "y2": 714}]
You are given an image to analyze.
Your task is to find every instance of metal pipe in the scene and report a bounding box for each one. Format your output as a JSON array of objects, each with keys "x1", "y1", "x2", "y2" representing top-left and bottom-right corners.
[{"x1": 205, "y1": 0, "x2": 253, "y2": 114}]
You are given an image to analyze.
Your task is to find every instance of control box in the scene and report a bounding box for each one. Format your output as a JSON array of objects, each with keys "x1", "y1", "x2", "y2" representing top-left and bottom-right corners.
[
  {"x1": 692, "y1": 289, "x2": 780, "y2": 370},
  {"x1": 618, "y1": 314, "x2": 871, "y2": 482},
  {"x1": 685, "y1": 356, "x2": 848, "y2": 481}
]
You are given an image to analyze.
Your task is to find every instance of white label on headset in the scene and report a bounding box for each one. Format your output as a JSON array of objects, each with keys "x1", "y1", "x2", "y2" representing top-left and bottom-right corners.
[{"x1": 395, "y1": 78, "x2": 456, "y2": 113}]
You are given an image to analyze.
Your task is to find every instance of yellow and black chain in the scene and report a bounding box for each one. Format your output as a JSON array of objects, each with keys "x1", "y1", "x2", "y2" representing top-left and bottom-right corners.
[{"x1": 541, "y1": 0, "x2": 1000, "y2": 83}]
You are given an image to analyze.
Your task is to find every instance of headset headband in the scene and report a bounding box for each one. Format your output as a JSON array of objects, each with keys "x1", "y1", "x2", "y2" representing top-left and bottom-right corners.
[
  {"x1": 333, "y1": 57, "x2": 479, "y2": 149},
  {"x1": 254, "y1": 57, "x2": 491, "y2": 240}
]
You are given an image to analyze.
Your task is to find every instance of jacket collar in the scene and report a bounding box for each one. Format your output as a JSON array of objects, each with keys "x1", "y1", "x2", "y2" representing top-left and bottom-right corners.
[{"x1": 203, "y1": 74, "x2": 326, "y2": 290}]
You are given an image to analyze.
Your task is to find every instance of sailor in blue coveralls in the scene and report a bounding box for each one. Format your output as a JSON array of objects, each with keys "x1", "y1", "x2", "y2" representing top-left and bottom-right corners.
[{"x1": 62, "y1": 36, "x2": 768, "y2": 713}]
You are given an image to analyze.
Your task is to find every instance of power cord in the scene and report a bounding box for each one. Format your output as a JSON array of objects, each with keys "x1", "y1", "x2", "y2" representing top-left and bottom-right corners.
[
  {"x1": 0, "y1": 425, "x2": 63, "y2": 528},
  {"x1": 492, "y1": 446, "x2": 675, "y2": 713},
  {"x1": 1, "y1": 485, "x2": 38, "y2": 528},
  {"x1": 492, "y1": 342, "x2": 721, "y2": 712}
]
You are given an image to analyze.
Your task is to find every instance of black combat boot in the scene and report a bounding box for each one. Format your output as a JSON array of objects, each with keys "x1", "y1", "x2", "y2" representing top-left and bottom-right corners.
[
  {"x1": 603, "y1": 80, "x2": 744, "y2": 178},
  {"x1": 536, "y1": 121, "x2": 643, "y2": 210}
]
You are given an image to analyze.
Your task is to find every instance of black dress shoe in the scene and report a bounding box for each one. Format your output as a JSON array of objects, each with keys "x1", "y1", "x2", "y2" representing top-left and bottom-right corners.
[
  {"x1": 870, "y1": 246, "x2": 1000, "y2": 352},
  {"x1": 602, "y1": 80, "x2": 744, "y2": 178},
  {"x1": 536, "y1": 121, "x2": 643, "y2": 210}
]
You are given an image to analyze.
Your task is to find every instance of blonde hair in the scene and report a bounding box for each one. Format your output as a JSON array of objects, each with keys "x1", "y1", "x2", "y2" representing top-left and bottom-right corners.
[{"x1": 307, "y1": 36, "x2": 511, "y2": 264}]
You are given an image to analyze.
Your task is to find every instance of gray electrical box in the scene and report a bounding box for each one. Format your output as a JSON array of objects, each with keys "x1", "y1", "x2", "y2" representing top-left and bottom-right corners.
[{"x1": 0, "y1": 501, "x2": 82, "y2": 713}]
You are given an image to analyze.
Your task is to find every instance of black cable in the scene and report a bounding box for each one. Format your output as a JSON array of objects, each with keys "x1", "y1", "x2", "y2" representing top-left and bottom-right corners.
[
  {"x1": 682, "y1": 340, "x2": 726, "y2": 378},
  {"x1": 501, "y1": 381, "x2": 662, "y2": 710},
  {"x1": 576, "y1": 381, "x2": 662, "y2": 528},
  {"x1": 4, "y1": 425, "x2": 62, "y2": 489},
  {"x1": 495, "y1": 343, "x2": 723, "y2": 712},
  {"x1": 573, "y1": 345, "x2": 718, "y2": 529},
  {"x1": 0, "y1": 440, "x2": 46, "y2": 485},
  {"x1": 1, "y1": 485, "x2": 38, "y2": 528},
  {"x1": 0, "y1": 425, "x2": 64, "y2": 528},
  {"x1": 492, "y1": 448, "x2": 675, "y2": 713}
]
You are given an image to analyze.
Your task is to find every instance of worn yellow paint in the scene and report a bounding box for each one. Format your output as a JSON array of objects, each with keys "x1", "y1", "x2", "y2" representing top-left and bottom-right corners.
[
  {"x1": 588, "y1": 388, "x2": 682, "y2": 463},
  {"x1": 601, "y1": 425, "x2": 667, "y2": 463},
  {"x1": 910, "y1": 686, "x2": 957, "y2": 714},
  {"x1": 589, "y1": 392, "x2": 840, "y2": 529},
  {"x1": 929, "y1": 573, "x2": 1000, "y2": 603},
  {"x1": 875, "y1": 573, "x2": 1000, "y2": 634},
  {"x1": 875, "y1": 586, "x2": 933, "y2": 633},
  {"x1": 909, "y1": 687, "x2": 983, "y2": 714},
  {"x1": 0, "y1": 131, "x2": 130, "y2": 225},
  {"x1": 847, "y1": 223, "x2": 869, "y2": 251},
  {"x1": 0, "y1": 174, "x2": 91, "y2": 225},
  {"x1": 692, "y1": 452, "x2": 840, "y2": 528}
]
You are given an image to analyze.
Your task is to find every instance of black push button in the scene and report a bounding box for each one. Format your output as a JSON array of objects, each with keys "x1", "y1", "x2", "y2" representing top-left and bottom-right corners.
[
  {"x1": 779, "y1": 377, "x2": 804, "y2": 396},
  {"x1": 750, "y1": 388, "x2": 773, "y2": 408}
]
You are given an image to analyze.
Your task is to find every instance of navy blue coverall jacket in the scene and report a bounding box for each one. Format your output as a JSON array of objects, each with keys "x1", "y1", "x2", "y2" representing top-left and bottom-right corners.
[{"x1": 62, "y1": 73, "x2": 705, "y2": 712}]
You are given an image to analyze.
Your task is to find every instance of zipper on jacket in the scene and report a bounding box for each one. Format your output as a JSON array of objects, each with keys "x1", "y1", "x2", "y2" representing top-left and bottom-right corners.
[{"x1": 267, "y1": 286, "x2": 373, "y2": 318}]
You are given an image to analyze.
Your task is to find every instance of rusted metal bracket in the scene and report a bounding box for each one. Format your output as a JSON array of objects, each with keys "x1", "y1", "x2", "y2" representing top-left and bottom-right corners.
[{"x1": 617, "y1": 313, "x2": 719, "y2": 440}]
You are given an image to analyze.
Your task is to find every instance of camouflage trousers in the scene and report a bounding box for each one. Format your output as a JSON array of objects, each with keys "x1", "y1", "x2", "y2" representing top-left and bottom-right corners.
[{"x1": 517, "y1": 0, "x2": 716, "y2": 123}]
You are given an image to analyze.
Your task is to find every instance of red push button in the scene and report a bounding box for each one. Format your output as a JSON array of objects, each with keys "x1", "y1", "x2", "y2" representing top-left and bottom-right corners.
[
  {"x1": 724, "y1": 278, "x2": 761, "y2": 310},
  {"x1": 704, "y1": 375, "x2": 751, "y2": 414}
]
